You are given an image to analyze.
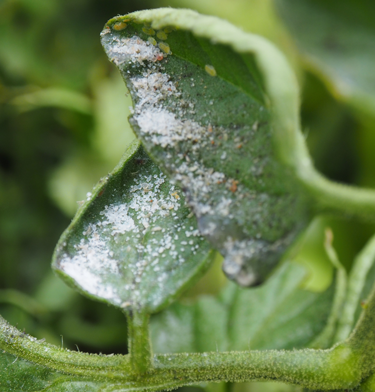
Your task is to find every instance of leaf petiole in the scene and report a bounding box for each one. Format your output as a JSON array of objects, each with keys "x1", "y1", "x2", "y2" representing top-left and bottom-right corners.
[{"x1": 126, "y1": 310, "x2": 154, "y2": 374}]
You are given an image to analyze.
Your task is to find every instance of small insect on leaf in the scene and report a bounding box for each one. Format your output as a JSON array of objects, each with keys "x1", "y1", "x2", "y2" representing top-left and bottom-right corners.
[
  {"x1": 142, "y1": 26, "x2": 155, "y2": 35},
  {"x1": 205, "y1": 64, "x2": 217, "y2": 77},
  {"x1": 163, "y1": 27, "x2": 174, "y2": 34},
  {"x1": 158, "y1": 42, "x2": 171, "y2": 55},
  {"x1": 112, "y1": 21, "x2": 127, "y2": 31},
  {"x1": 148, "y1": 37, "x2": 157, "y2": 46},
  {"x1": 157, "y1": 30, "x2": 168, "y2": 40}
]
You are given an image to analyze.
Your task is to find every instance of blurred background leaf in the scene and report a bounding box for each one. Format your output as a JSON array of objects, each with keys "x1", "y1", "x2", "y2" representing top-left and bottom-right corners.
[
  {"x1": 0, "y1": 0, "x2": 148, "y2": 356},
  {"x1": 275, "y1": 0, "x2": 375, "y2": 120},
  {"x1": 150, "y1": 261, "x2": 336, "y2": 354},
  {"x1": 1, "y1": 1, "x2": 375, "y2": 392}
]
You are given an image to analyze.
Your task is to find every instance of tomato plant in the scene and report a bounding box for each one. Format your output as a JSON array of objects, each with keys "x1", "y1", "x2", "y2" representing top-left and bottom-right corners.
[{"x1": 1, "y1": 3, "x2": 375, "y2": 391}]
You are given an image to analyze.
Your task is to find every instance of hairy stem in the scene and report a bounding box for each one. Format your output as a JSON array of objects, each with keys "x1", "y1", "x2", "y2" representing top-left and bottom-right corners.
[
  {"x1": 0, "y1": 314, "x2": 365, "y2": 390},
  {"x1": 0, "y1": 314, "x2": 132, "y2": 379},
  {"x1": 126, "y1": 310, "x2": 153, "y2": 373}
]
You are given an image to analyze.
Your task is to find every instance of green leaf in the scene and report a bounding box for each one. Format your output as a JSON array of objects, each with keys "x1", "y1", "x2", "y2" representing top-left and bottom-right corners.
[
  {"x1": 151, "y1": 261, "x2": 335, "y2": 353},
  {"x1": 308, "y1": 228, "x2": 347, "y2": 348},
  {"x1": 358, "y1": 372, "x2": 375, "y2": 392},
  {"x1": 227, "y1": 262, "x2": 334, "y2": 351},
  {"x1": 275, "y1": 0, "x2": 375, "y2": 118},
  {"x1": 151, "y1": 295, "x2": 228, "y2": 353},
  {"x1": 101, "y1": 9, "x2": 312, "y2": 286},
  {"x1": 0, "y1": 289, "x2": 47, "y2": 317},
  {"x1": 52, "y1": 139, "x2": 213, "y2": 313},
  {"x1": 10, "y1": 88, "x2": 92, "y2": 115},
  {"x1": 0, "y1": 350, "x2": 105, "y2": 392},
  {"x1": 354, "y1": 254, "x2": 375, "y2": 326},
  {"x1": 91, "y1": 71, "x2": 136, "y2": 168},
  {"x1": 0, "y1": 350, "x2": 59, "y2": 391},
  {"x1": 334, "y1": 233, "x2": 375, "y2": 342},
  {"x1": 48, "y1": 151, "x2": 113, "y2": 217}
]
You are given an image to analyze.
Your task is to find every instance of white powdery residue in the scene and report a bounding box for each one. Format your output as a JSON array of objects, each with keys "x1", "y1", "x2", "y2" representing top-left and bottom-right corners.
[
  {"x1": 112, "y1": 35, "x2": 242, "y2": 259},
  {"x1": 131, "y1": 72, "x2": 178, "y2": 107},
  {"x1": 135, "y1": 107, "x2": 205, "y2": 148},
  {"x1": 121, "y1": 39, "x2": 234, "y2": 232},
  {"x1": 72, "y1": 171, "x2": 185, "y2": 306},
  {"x1": 135, "y1": 108, "x2": 178, "y2": 147},
  {"x1": 59, "y1": 228, "x2": 120, "y2": 304},
  {"x1": 60, "y1": 260, "x2": 120, "y2": 305},
  {"x1": 216, "y1": 197, "x2": 232, "y2": 217},
  {"x1": 174, "y1": 162, "x2": 226, "y2": 216},
  {"x1": 185, "y1": 229, "x2": 200, "y2": 238},
  {"x1": 73, "y1": 234, "x2": 118, "y2": 274},
  {"x1": 109, "y1": 36, "x2": 163, "y2": 65},
  {"x1": 101, "y1": 204, "x2": 135, "y2": 235},
  {"x1": 127, "y1": 173, "x2": 179, "y2": 226},
  {"x1": 100, "y1": 28, "x2": 111, "y2": 37},
  {"x1": 222, "y1": 238, "x2": 273, "y2": 286},
  {"x1": 130, "y1": 72, "x2": 205, "y2": 148},
  {"x1": 222, "y1": 238, "x2": 250, "y2": 276}
]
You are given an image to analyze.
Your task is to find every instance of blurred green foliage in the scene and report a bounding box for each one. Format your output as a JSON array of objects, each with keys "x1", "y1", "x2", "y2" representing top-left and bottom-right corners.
[
  {"x1": 1, "y1": 0, "x2": 375, "y2": 391},
  {"x1": 0, "y1": 0, "x2": 151, "y2": 354}
]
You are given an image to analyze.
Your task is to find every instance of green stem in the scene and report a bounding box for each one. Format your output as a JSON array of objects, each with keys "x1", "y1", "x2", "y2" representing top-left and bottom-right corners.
[
  {"x1": 335, "y1": 234, "x2": 375, "y2": 343},
  {"x1": 151, "y1": 345, "x2": 361, "y2": 390},
  {"x1": 295, "y1": 152, "x2": 375, "y2": 222},
  {"x1": 126, "y1": 310, "x2": 153, "y2": 373},
  {"x1": 0, "y1": 315, "x2": 364, "y2": 390},
  {"x1": 0, "y1": 289, "x2": 47, "y2": 317},
  {"x1": 0, "y1": 315, "x2": 132, "y2": 379}
]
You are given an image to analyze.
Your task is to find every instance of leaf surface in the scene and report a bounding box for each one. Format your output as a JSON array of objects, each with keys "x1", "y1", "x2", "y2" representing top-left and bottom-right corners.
[
  {"x1": 0, "y1": 349, "x2": 108, "y2": 392},
  {"x1": 352, "y1": 243, "x2": 375, "y2": 330},
  {"x1": 0, "y1": 350, "x2": 59, "y2": 391},
  {"x1": 52, "y1": 140, "x2": 213, "y2": 313},
  {"x1": 276, "y1": 0, "x2": 375, "y2": 118},
  {"x1": 101, "y1": 8, "x2": 312, "y2": 286},
  {"x1": 151, "y1": 261, "x2": 334, "y2": 353}
]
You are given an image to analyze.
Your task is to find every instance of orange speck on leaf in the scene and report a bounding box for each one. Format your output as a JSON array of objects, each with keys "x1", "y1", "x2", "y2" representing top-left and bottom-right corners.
[
  {"x1": 113, "y1": 21, "x2": 127, "y2": 31},
  {"x1": 230, "y1": 180, "x2": 239, "y2": 193},
  {"x1": 361, "y1": 300, "x2": 368, "y2": 309},
  {"x1": 171, "y1": 191, "x2": 180, "y2": 199}
]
